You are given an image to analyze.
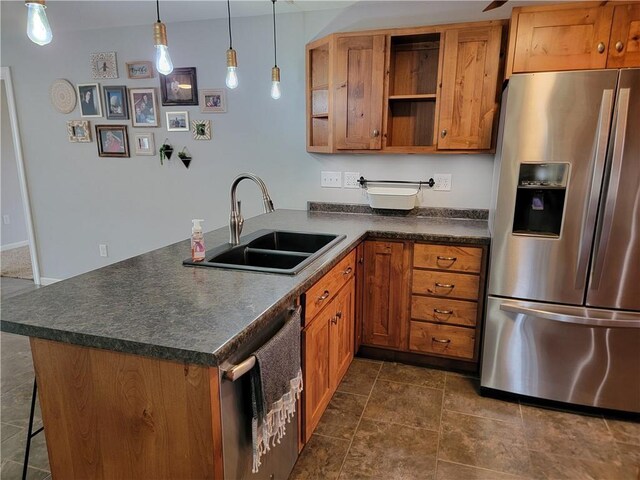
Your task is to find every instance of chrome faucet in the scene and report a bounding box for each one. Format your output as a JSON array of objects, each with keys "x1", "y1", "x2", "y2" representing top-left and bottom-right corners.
[{"x1": 229, "y1": 173, "x2": 275, "y2": 245}]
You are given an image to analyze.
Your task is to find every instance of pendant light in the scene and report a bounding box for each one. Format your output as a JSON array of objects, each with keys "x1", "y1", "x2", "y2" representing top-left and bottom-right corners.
[
  {"x1": 25, "y1": 0, "x2": 52, "y2": 46},
  {"x1": 270, "y1": 0, "x2": 281, "y2": 100},
  {"x1": 225, "y1": 0, "x2": 239, "y2": 89},
  {"x1": 153, "y1": 0, "x2": 174, "y2": 75}
]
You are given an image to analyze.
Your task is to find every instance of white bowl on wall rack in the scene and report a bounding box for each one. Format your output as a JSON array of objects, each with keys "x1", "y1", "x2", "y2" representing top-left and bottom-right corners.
[{"x1": 367, "y1": 187, "x2": 418, "y2": 210}]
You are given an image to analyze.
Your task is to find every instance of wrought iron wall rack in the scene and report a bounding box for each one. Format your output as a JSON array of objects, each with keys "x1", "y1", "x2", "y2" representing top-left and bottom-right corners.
[{"x1": 358, "y1": 176, "x2": 435, "y2": 189}]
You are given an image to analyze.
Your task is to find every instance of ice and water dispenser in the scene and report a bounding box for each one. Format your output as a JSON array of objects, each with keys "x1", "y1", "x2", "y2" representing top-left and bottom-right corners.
[{"x1": 512, "y1": 163, "x2": 569, "y2": 237}]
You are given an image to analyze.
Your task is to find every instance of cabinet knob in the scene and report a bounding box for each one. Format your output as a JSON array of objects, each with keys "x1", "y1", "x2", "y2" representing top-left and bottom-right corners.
[
  {"x1": 615, "y1": 41, "x2": 624, "y2": 53},
  {"x1": 336, "y1": 311, "x2": 342, "y2": 320},
  {"x1": 597, "y1": 42, "x2": 606, "y2": 54},
  {"x1": 372, "y1": 129, "x2": 380, "y2": 138},
  {"x1": 440, "y1": 129, "x2": 447, "y2": 138},
  {"x1": 317, "y1": 290, "x2": 330, "y2": 303},
  {"x1": 343, "y1": 267, "x2": 353, "y2": 276}
]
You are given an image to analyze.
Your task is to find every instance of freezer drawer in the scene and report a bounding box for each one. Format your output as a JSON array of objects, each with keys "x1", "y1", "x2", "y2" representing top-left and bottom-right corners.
[{"x1": 481, "y1": 296, "x2": 640, "y2": 413}]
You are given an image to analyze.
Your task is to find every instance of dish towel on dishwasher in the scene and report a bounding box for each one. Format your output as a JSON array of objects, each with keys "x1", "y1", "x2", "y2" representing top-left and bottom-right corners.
[{"x1": 250, "y1": 308, "x2": 303, "y2": 473}]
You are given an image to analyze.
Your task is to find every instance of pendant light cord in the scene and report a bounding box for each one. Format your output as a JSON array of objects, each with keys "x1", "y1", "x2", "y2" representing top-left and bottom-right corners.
[
  {"x1": 156, "y1": 0, "x2": 160, "y2": 23},
  {"x1": 227, "y1": 0, "x2": 233, "y2": 49},
  {"x1": 272, "y1": 0, "x2": 277, "y2": 67}
]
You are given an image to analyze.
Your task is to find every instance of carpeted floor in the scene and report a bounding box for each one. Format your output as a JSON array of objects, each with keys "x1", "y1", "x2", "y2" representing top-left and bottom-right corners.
[{"x1": 1, "y1": 246, "x2": 33, "y2": 280}]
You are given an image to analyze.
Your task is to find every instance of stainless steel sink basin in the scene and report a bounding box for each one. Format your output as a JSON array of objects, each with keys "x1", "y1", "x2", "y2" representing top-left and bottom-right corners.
[{"x1": 183, "y1": 229, "x2": 346, "y2": 275}]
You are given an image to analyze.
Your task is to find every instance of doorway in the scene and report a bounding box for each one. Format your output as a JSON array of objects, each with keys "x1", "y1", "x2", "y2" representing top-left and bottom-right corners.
[{"x1": 1, "y1": 67, "x2": 40, "y2": 289}]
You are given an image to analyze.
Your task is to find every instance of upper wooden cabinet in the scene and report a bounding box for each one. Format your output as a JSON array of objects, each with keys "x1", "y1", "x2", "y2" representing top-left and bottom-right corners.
[
  {"x1": 608, "y1": 3, "x2": 640, "y2": 68},
  {"x1": 306, "y1": 20, "x2": 506, "y2": 154},
  {"x1": 506, "y1": 2, "x2": 640, "y2": 77},
  {"x1": 438, "y1": 26, "x2": 503, "y2": 150},
  {"x1": 334, "y1": 35, "x2": 386, "y2": 150}
]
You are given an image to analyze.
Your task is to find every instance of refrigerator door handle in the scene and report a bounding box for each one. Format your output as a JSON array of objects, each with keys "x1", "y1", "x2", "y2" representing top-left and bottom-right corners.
[
  {"x1": 589, "y1": 88, "x2": 630, "y2": 291},
  {"x1": 574, "y1": 89, "x2": 615, "y2": 290},
  {"x1": 499, "y1": 302, "x2": 640, "y2": 328}
]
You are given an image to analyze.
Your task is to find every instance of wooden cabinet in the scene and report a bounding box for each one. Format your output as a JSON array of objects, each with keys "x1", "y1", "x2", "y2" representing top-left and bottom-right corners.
[
  {"x1": 410, "y1": 243, "x2": 484, "y2": 362},
  {"x1": 608, "y1": 3, "x2": 640, "y2": 68},
  {"x1": 302, "y1": 252, "x2": 356, "y2": 443},
  {"x1": 438, "y1": 26, "x2": 503, "y2": 150},
  {"x1": 362, "y1": 240, "x2": 410, "y2": 350},
  {"x1": 360, "y1": 240, "x2": 487, "y2": 371},
  {"x1": 305, "y1": 20, "x2": 506, "y2": 154},
  {"x1": 506, "y1": 2, "x2": 640, "y2": 77},
  {"x1": 334, "y1": 35, "x2": 386, "y2": 150},
  {"x1": 307, "y1": 37, "x2": 332, "y2": 152}
]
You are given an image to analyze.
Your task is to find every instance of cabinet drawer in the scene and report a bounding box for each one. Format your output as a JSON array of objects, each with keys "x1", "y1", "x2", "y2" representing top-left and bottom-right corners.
[
  {"x1": 409, "y1": 322, "x2": 475, "y2": 359},
  {"x1": 413, "y1": 244, "x2": 482, "y2": 273},
  {"x1": 304, "y1": 249, "x2": 356, "y2": 325},
  {"x1": 413, "y1": 270, "x2": 479, "y2": 301},
  {"x1": 411, "y1": 296, "x2": 477, "y2": 327}
]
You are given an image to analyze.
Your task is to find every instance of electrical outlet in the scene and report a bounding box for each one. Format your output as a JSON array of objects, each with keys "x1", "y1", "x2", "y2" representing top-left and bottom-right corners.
[
  {"x1": 433, "y1": 174, "x2": 452, "y2": 191},
  {"x1": 344, "y1": 172, "x2": 361, "y2": 189},
  {"x1": 99, "y1": 244, "x2": 108, "y2": 257},
  {"x1": 2, "y1": 215, "x2": 10, "y2": 225},
  {"x1": 321, "y1": 171, "x2": 342, "y2": 188}
]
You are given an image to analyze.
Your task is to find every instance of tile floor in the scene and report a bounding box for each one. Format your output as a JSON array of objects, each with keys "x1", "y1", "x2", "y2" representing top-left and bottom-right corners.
[
  {"x1": 1, "y1": 278, "x2": 50, "y2": 480},
  {"x1": 2, "y1": 278, "x2": 639, "y2": 480},
  {"x1": 291, "y1": 358, "x2": 640, "y2": 480}
]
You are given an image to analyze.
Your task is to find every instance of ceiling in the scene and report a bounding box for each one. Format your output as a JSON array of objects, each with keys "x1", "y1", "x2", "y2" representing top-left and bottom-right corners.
[{"x1": 1, "y1": 1, "x2": 359, "y2": 33}]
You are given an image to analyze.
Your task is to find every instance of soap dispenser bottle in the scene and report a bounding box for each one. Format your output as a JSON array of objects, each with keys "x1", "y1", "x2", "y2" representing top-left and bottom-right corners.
[{"x1": 191, "y1": 219, "x2": 205, "y2": 262}]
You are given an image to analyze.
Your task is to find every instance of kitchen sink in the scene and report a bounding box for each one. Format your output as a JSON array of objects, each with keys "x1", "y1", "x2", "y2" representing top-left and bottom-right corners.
[{"x1": 183, "y1": 229, "x2": 346, "y2": 274}]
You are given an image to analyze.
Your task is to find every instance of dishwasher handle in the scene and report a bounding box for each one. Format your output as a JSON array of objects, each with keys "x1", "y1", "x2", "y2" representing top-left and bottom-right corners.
[{"x1": 222, "y1": 305, "x2": 302, "y2": 381}]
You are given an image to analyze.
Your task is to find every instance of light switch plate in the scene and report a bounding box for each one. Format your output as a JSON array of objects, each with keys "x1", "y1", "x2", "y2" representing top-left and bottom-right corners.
[
  {"x1": 2, "y1": 215, "x2": 10, "y2": 225},
  {"x1": 344, "y1": 172, "x2": 361, "y2": 189},
  {"x1": 321, "y1": 171, "x2": 342, "y2": 188},
  {"x1": 433, "y1": 174, "x2": 452, "y2": 191},
  {"x1": 99, "y1": 244, "x2": 108, "y2": 257}
]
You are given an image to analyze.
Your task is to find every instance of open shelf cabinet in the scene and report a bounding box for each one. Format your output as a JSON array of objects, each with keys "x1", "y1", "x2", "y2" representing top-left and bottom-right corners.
[{"x1": 307, "y1": 39, "x2": 332, "y2": 152}]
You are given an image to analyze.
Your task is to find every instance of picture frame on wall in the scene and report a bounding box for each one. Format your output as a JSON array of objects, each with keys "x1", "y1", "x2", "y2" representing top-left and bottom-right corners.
[
  {"x1": 166, "y1": 111, "x2": 190, "y2": 131},
  {"x1": 103, "y1": 86, "x2": 129, "y2": 120},
  {"x1": 199, "y1": 89, "x2": 226, "y2": 113},
  {"x1": 129, "y1": 88, "x2": 159, "y2": 127},
  {"x1": 77, "y1": 83, "x2": 102, "y2": 118},
  {"x1": 134, "y1": 133, "x2": 155, "y2": 156},
  {"x1": 160, "y1": 67, "x2": 198, "y2": 106},
  {"x1": 90, "y1": 52, "x2": 118, "y2": 79},
  {"x1": 126, "y1": 61, "x2": 154, "y2": 79},
  {"x1": 96, "y1": 125, "x2": 129, "y2": 157},
  {"x1": 192, "y1": 120, "x2": 211, "y2": 140},
  {"x1": 67, "y1": 120, "x2": 91, "y2": 143}
]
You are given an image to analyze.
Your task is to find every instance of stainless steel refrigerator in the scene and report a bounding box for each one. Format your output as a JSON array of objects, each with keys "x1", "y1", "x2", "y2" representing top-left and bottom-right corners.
[{"x1": 481, "y1": 68, "x2": 640, "y2": 413}]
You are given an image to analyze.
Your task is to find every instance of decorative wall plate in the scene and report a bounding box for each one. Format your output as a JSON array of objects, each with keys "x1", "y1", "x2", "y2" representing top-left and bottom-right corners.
[
  {"x1": 49, "y1": 79, "x2": 77, "y2": 114},
  {"x1": 90, "y1": 52, "x2": 118, "y2": 79}
]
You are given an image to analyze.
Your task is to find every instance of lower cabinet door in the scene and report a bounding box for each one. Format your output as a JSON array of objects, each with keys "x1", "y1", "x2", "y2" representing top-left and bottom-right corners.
[
  {"x1": 331, "y1": 278, "x2": 355, "y2": 390},
  {"x1": 303, "y1": 309, "x2": 333, "y2": 442},
  {"x1": 362, "y1": 240, "x2": 410, "y2": 349}
]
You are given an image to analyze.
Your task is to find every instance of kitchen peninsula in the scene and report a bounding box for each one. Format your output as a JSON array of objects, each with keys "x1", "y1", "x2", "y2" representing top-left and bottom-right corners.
[{"x1": 1, "y1": 207, "x2": 490, "y2": 479}]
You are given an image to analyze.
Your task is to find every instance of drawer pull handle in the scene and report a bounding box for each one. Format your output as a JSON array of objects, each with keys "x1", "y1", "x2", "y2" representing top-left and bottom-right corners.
[
  {"x1": 336, "y1": 311, "x2": 342, "y2": 320},
  {"x1": 434, "y1": 308, "x2": 453, "y2": 315},
  {"x1": 343, "y1": 267, "x2": 353, "y2": 275},
  {"x1": 331, "y1": 316, "x2": 338, "y2": 325},
  {"x1": 431, "y1": 337, "x2": 451, "y2": 344},
  {"x1": 435, "y1": 282, "x2": 455, "y2": 289},
  {"x1": 317, "y1": 290, "x2": 330, "y2": 302},
  {"x1": 437, "y1": 256, "x2": 457, "y2": 262}
]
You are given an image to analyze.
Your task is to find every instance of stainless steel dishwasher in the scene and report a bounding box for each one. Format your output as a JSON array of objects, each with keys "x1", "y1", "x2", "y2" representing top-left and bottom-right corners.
[{"x1": 218, "y1": 306, "x2": 300, "y2": 479}]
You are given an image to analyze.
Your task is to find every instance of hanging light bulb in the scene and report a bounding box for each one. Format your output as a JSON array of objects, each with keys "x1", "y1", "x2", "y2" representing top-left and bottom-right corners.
[
  {"x1": 271, "y1": 66, "x2": 281, "y2": 100},
  {"x1": 25, "y1": 0, "x2": 52, "y2": 46},
  {"x1": 225, "y1": 0, "x2": 238, "y2": 89},
  {"x1": 153, "y1": 0, "x2": 173, "y2": 75},
  {"x1": 270, "y1": 0, "x2": 281, "y2": 100}
]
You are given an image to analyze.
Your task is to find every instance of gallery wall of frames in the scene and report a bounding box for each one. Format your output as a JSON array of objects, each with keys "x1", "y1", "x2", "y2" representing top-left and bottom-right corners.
[{"x1": 53, "y1": 51, "x2": 225, "y2": 168}]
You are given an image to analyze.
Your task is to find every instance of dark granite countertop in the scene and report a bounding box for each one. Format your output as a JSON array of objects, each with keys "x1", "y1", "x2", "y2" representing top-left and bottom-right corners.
[{"x1": 0, "y1": 209, "x2": 490, "y2": 367}]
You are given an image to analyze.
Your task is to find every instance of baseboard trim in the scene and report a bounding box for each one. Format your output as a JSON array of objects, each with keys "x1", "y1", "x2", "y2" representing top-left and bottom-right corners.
[
  {"x1": 39, "y1": 277, "x2": 62, "y2": 286},
  {"x1": 0, "y1": 240, "x2": 29, "y2": 252}
]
